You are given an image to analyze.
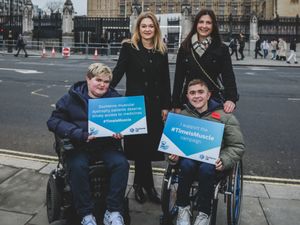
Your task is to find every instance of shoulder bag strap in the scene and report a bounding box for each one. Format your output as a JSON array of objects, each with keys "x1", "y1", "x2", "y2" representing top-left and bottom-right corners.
[{"x1": 190, "y1": 48, "x2": 223, "y2": 91}]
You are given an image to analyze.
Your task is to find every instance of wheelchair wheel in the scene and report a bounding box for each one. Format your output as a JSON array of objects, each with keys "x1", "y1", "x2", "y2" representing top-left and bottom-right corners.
[
  {"x1": 161, "y1": 165, "x2": 178, "y2": 225},
  {"x1": 226, "y1": 161, "x2": 243, "y2": 225},
  {"x1": 47, "y1": 170, "x2": 63, "y2": 223}
]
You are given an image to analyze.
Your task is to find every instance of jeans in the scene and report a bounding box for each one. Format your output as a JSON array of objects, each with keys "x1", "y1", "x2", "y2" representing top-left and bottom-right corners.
[
  {"x1": 176, "y1": 158, "x2": 216, "y2": 215},
  {"x1": 66, "y1": 149, "x2": 129, "y2": 218}
]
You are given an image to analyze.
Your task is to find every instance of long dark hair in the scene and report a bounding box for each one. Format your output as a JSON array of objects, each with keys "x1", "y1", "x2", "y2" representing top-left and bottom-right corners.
[{"x1": 181, "y1": 9, "x2": 221, "y2": 51}]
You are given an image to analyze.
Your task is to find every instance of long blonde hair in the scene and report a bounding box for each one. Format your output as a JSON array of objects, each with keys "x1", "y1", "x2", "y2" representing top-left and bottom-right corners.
[{"x1": 131, "y1": 11, "x2": 167, "y2": 54}]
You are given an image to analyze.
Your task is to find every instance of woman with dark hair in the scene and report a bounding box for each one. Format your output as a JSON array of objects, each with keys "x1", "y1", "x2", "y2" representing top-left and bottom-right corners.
[
  {"x1": 112, "y1": 11, "x2": 171, "y2": 204},
  {"x1": 172, "y1": 9, "x2": 239, "y2": 114}
]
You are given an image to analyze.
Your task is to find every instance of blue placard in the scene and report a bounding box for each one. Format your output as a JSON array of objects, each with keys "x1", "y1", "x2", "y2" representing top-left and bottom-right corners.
[
  {"x1": 88, "y1": 96, "x2": 147, "y2": 137},
  {"x1": 158, "y1": 112, "x2": 225, "y2": 164}
]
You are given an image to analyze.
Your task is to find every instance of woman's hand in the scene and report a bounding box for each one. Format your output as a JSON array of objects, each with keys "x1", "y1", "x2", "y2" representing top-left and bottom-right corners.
[
  {"x1": 172, "y1": 108, "x2": 181, "y2": 114},
  {"x1": 168, "y1": 154, "x2": 179, "y2": 162},
  {"x1": 161, "y1": 109, "x2": 169, "y2": 121},
  {"x1": 86, "y1": 135, "x2": 97, "y2": 142},
  {"x1": 112, "y1": 133, "x2": 123, "y2": 139},
  {"x1": 223, "y1": 100, "x2": 236, "y2": 113},
  {"x1": 215, "y1": 158, "x2": 224, "y2": 171}
]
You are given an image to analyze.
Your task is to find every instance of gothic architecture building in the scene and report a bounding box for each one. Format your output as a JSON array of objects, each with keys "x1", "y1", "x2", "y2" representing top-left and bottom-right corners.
[
  {"x1": 87, "y1": 0, "x2": 300, "y2": 19},
  {"x1": 0, "y1": 0, "x2": 24, "y2": 16}
]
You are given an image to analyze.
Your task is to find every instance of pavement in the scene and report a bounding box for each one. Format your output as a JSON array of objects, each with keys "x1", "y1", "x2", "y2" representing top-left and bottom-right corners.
[
  {"x1": 1, "y1": 49, "x2": 300, "y2": 68},
  {"x1": 0, "y1": 151, "x2": 300, "y2": 225}
]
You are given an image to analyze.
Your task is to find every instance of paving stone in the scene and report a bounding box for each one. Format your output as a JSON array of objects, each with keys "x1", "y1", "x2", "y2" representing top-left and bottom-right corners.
[
  {"x1": 0, "y1": 169, "x2": 48, "y2": 214},
  {"x1": 240, "y1": 197, "x2": 268, "y2": 225},
  {"x1": 0, "y1": 209, "x2": 32, "y2": 225},
  {"x1": 0, "y1": 165, "x2": 20, "y2": 183},
  {"x1": 261, "y1": 198, "x2": 300, "y2": 225},
  {"x1": 0, "y1": 155, "x2": 47, "y2": 170},
  {"x1": 39, "y1": 163, "x2": 57, "y2": 175},
  {"x1": 265, "y1": 183, "x2": 300, "y2": 200},
  {"x1": 26, "y1": 205, "x2": 49, "y2": 225},
  {"x1": 243, "y1": 182, "x2": 269, "y2": 198}
]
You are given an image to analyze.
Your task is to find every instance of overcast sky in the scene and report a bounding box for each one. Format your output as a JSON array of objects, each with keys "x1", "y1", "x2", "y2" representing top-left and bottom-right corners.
[{"x1": 31, "y1": 0, "x2": 87, "y2": 16}]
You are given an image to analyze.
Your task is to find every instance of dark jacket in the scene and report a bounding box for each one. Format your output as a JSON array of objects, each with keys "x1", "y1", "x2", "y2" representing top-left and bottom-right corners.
[
  {"x1": 112, "y1": 41, "x2": 171, "y2": 161},
  {"x1": 47, "y1": 81, "x2": 122, "y2": 151},
  {"x1": 181, "y1": 100, "x2": 245, "y2": 170},
  {"x1": 172, "y1": 41, "x2": 239, "y2": 108},
  {"x1": 290, "y1": 40, "x2": 297, "y2": 51}
]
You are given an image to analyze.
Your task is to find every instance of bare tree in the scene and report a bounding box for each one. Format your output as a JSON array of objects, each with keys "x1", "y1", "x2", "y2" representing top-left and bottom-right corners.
[{"x1": 46, "y1": 0, "x2": 64, "y2": 14}]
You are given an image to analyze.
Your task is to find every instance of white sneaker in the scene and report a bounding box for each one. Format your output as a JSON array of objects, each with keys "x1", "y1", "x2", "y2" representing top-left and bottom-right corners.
[
  {"x1": 103, "y1": 210, "x2": 124, "y2": 225},
  {"x1": 176, "y1": 206, "x2": 191, "y2": 225},
  {"x1": 193, "y1": 211, "x2": 209, "y2": 225},
  {"x1": 81, "y1": 214, "x2": 97, "y2": 225}
]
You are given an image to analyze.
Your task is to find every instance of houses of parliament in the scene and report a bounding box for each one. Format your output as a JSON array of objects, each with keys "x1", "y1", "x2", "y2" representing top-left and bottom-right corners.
[{"x1": 87, "y1": 0, "x2": 300, "y2": 19}]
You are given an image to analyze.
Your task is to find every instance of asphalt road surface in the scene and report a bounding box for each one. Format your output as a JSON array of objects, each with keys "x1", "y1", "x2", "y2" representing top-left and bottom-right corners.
[{"x1": 0, "y1": 55, "x2": 299, "y2": 179}]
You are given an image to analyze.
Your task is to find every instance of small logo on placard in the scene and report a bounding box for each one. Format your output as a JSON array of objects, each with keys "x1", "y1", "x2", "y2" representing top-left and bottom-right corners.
[
  {"x1": 89, "y1": 127, "x2": 98, "y2": 135},
  {"x1": 130, "y1": 128, "x2": 135, "y2": 133},
  {"x1": 199, "y1": 154, "x2": 205, "y2": 160},
  {"x1": 160, "y1": 141, "x2": 169, "y2": 150}
]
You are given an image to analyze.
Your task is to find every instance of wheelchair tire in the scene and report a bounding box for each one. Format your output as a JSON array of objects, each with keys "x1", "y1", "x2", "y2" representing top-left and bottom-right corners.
[
  {"x1": 161, "y1": 166, "x2": 178, "y2": 225},
  {"x1": 47, "y1": 172, "x2": 63, "y2": 223},
  {"x1": 226, "y1": 161, "x2": 243, "y2": 225}
]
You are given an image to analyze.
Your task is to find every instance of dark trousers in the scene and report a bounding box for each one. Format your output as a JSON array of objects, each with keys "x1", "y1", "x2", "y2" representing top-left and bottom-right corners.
[
  {"x1": 230, "y1": 48, "x2": 239, "y2": 60},
  {"x1": 238, "y1": 46, "x2": 245, "y2": 59},
  {"x1": 15, "y1": 46, "x2": 28, "y2": 56},
  {"x1": 176, "y1": 158, "x2": 216, "y2": 215},
  {"x1": 66, "y1": 149, "x2": 129, "y2": 218},
  {"x1": 255, "y1": 49, "x2": 263, "y2": 58},
  {"x1": 133, "y1": 160, "x2": 154, "y2": 188}
]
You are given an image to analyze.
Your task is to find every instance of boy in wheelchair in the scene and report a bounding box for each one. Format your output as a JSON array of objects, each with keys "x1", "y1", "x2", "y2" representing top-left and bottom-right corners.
[
  {"x1": 47, "y1": 63, "x2": 129, "y2": 225},
  {"x1": 168, "y1": 79, "x2": 245, "y2": 225}
]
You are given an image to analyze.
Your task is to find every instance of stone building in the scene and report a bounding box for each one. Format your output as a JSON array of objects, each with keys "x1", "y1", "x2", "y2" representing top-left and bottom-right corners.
[
  {"x1": 0, "y1": 0, "x2": 24, "y2": 16},
  {"x1": 87, "y1": 0, "x2": 300, "y2": 19}
]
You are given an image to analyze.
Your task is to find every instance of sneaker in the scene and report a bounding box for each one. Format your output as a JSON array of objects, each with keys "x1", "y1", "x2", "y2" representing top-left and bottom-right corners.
[
  {"x1": 103, "y1": 210, "x2": 124, "y2": 225},
  {"x1": 286, "y1": 61, "x2": 291, "y2": 64},
  {"x1": 193, "y1": 212, "x2": 209, "y2": 225},
  {"x1": 81, "y1": 214, "x2": 97, "y2": 225},
  {"x1": 176, "y1": 206, "x2": 191, "y2": 225},
  {"x1": 295, "y1": 61, "x2": 298, "y2": 64}
]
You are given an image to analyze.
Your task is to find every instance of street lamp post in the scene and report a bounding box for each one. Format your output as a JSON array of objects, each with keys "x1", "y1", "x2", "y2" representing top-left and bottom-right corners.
[{"x1": 7, "y1": 0, "x2": 13, "y2": 53}]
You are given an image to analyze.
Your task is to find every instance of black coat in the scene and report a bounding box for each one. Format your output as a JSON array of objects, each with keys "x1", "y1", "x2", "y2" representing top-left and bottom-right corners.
[
  {"x1": 172, "y1": 41, "x2": 239, "y2": 108},
  {"x1": 112, "y1": 41, "x2": 171, "y2": 161},
  {"x1": 47, "y1": 81, "x2": 122, "y2": 151}
]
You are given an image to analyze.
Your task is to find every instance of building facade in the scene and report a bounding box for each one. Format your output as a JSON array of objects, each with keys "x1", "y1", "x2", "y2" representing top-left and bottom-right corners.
[
  {"x1": 0, "y1": 0, "x2": 24, "y2": 16},
  {"x1": 87, "y1": 0, "x2": 300, "y2": 19}
]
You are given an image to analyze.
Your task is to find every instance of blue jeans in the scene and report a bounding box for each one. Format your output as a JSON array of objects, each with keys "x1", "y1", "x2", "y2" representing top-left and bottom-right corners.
[
  {"x1": 176, "y1": 158, "x2": 216, "y2": 215},
  {"x1": 65, "y1": 149, "x2": 129, "y2": 218}
]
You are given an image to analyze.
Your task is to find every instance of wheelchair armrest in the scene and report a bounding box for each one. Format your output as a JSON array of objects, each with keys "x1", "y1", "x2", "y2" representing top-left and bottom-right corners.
[{"x1": 54, "y1": 135, "x2": 75, "y2": 156}]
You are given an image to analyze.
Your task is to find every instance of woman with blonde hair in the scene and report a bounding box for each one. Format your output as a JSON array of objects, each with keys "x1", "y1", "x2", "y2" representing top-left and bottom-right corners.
[{"x1": 112, "y1": 11, "x2": 171, "y2": 204}]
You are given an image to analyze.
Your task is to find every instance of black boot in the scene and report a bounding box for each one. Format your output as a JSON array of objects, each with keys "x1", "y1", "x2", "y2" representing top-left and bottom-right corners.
[
  {"x1": 133, "y1": 184, "x2": 146, "y2": 204},
  {"x1": 145, "y1": 187, "x2": 161, "y2": 204}
]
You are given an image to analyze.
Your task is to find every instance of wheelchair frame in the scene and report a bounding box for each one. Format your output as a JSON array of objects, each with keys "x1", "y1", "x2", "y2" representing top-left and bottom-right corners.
[
  {"x1": 46, "y1": 137, "x2": 130, "y2": 225},
  {"x1": 160, "y1": 160, "x2": 243, "y2": 225}
]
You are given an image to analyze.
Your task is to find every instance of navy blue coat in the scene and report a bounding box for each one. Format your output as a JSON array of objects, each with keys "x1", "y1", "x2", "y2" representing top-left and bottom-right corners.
[{"x1": 47, "y1": 81, "x2": 122, "y2": 151}]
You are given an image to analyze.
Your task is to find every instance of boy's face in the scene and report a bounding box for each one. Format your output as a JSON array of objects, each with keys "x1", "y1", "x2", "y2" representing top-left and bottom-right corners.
[
  {"x1": 86, "y1": 75, "x2": 110, "y2": 98},
  {"x1": 186, "y1": 83, "x2": 211, "y2": 112}
]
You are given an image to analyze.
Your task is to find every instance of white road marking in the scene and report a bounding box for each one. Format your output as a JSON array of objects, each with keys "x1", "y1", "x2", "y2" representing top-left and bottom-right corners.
[
  {"x1": 245, "y1": 72, "x2": 256, "y2": 75},
  {"x1": 288, "y1": 98, "x2": 300, "y2": 101},
  {"x1": 31, "y1": 88, "x2": 49, "y2": 98},
  {"x1": 50, "y1": 104, "x2": 56, "y2": 108},
  {"x1": 0, "y1": 67, "x2": 43, "y2": 74}
]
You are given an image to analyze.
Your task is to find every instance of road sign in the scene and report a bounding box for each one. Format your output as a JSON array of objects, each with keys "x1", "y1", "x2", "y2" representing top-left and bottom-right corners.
[{"x1": 62, "y1": 47, "x2": 70, "y2": 57}]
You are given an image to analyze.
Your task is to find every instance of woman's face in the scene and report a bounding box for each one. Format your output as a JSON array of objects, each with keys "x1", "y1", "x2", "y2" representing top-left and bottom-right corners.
[
  {"x1": 139, "y1": 18, "x2": 155, "y2": 42},
  {"x1": 197, "y1": 15, "x2": 213, "y2": 40}
]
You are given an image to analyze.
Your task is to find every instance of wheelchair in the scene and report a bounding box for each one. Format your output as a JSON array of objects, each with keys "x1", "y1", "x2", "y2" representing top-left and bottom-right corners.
[
  {"x1": 46, "y1": 136, "x2": 130, "y2": 225},
  {"x1": 160, "y1": 160, "x2": 243, "y2": 225}
]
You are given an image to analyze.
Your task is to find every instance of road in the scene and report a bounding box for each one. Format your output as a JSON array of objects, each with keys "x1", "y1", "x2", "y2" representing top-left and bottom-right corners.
[{"x1": 0, "y1": 55, "x2": 299, "y2": 179}]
